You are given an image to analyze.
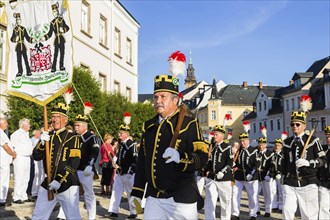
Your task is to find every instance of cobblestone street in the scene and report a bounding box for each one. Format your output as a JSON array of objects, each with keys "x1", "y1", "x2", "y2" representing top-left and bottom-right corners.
[{"x1": 0, "y1": 176, "x2": 295, "y2": 220}]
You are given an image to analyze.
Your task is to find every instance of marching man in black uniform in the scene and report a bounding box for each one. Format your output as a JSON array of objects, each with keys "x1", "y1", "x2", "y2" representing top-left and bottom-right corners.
[
  {"x1": 108, "y1": 123, "x2": 138, "y2": 219},
  {"x1": 204, "y1": 125, "x2": 233, "y2": 220},
  {"x1": 130, "y1": 73, "x2": 208, "y2": 219},
  {"x1": 32, "y1": 103, "x2": 81, "y2": 220},
  {"x1": 269, "y1": 138, "x2": 284, "y2": 213},
  {"x1": 317, "y1": 125, "x2": 330, "y2": 219},
  {"x1": 255, "y1": 137, "x2": 274, "y2": 218},
  {"x1": 43, "y1": 3, "x2": 69, "y2": 72},
  {"x1": 57, "y1": 114, "x2": 100, "y2": 220},
  {"x1": 231, "y1": 133, "x2": 259, "y2": 220},
  {"x1": 282, "y1": 111, "x2": 326, "y2": 219}
]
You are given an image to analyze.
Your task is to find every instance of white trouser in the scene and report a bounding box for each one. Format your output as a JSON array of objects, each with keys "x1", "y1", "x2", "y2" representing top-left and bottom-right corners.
[
  {"x1": 196, "y1": 176, "x2": 205, "y2": 195},
  {"x1": 318, "y1": 186, "x2": 330, "y2": 220},
  {"x1": 31, "y1": 160, "x2": 45, "y2": 197},
  {"x1": 272, "y1": 178, "x2": 283, "y2": 210},
  {"x1": 58, "y1": 170, "x2": 96, "y2": 220},
  {"x1": 257, "y1": 179, "x2": 273, "y2": 213},
  {"x1": 13, "y1": 155, "x2": 30, "y2": 201},
  {"x1": 108, "y1": 173, "x2": 135, "y2": 215},
  {"x1": 32, "y1": 186, "x2": 81, "y2": 220},
  {"x1": 232, "y1": 180, "x2": 258, "y2": 217},
  {"x1": 204, "y1": 178, "x2": 232, "y2": 220},
  {"x1": 282, "y1": 184, "x2": 319, "y2": 220},
  {"x1": 144, "y1": 196, "x2": 197, "y2": 220},
  {"x1": 0, "y1": 163, "x2": 10, "y2": 203}
]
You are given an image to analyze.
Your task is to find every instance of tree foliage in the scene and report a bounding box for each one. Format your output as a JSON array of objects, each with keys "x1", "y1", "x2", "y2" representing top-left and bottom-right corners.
[{"x1": 6, "y1": 67, "x2": 155, "y2": 141}]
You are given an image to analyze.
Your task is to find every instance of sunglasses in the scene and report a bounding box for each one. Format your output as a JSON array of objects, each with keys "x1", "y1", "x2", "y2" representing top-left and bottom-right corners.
[{"x1": 290, "y1": 123, "x2": 301, "y2": 127}]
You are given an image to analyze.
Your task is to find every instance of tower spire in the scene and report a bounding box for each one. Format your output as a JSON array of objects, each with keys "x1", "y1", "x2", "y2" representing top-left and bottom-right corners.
[{"x1": 184, "y1": 49, "x2": 197, "y2": 89}]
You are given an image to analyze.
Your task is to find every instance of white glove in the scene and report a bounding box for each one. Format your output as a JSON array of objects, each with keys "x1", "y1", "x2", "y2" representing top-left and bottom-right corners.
[
  {"x1": 49, "y1": 180, "x2": 61, "y2": 191},
  {"x1": 83, "y1": 165, "x2": 93, "y2": 176},
  {"x1": 246, "y1": 174, "x2": 253, "y2": 181},
  {"x1": 40, "y1": 131, "x2": 50, "y2": 144},
  {"x1": 264, "y1": 176, "x2": 271, "y2": 182},
  {"x1": 163, "y1": 148, "x2": 180, "y2": 164},
  {"x1": 275, "y1": 174, "x2": 282, "y2": 180},
  {"x1": 295, "y1": 159, "x2": 310, "y2": 168},
  {"x1": 216, "y1": 171, "x2": 224, "y2": 180}
]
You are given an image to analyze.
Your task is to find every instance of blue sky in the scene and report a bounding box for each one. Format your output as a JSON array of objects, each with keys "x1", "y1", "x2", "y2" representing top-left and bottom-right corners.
[{"x1": 120, "y1": 0, "x2": 330, "y2": 94}]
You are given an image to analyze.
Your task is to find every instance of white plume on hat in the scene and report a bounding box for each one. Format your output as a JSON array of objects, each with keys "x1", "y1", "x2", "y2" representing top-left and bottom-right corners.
[
  {"x1": 84, "y1": 102, "x2": 93, "y2": 115},
  {"x1": 62, "y1": 87, "x2": 74, "y2": 105},
  {"x1": 168, "y1": 51, "x2": 186, "y2": 77},
  {"x1": 243, "y1": 121, "x2": 250, "y2": 133},
  {"x1": 300, "y1": 95, "x2": 312, "y2": 112},
  {"x1": 123, "y1": 112, "x2": 131, "y2": 125},
  {"x1": 281, "y1": 131, "x2": 288, "y2": 140},
  {"x1": 260, "y1": 125, "x2": 267, "y2": 137}
]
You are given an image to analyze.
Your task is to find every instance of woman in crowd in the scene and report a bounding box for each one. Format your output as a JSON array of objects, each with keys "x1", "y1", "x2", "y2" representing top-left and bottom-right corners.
[{"x1": 99, "y1": 134, "x2": 117, "y2": 195}]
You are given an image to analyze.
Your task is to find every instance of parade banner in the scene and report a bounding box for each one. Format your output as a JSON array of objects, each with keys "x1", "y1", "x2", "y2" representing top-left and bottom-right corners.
[{"x1": 5, "y1": 0, "x2": 73, "y2": 106}]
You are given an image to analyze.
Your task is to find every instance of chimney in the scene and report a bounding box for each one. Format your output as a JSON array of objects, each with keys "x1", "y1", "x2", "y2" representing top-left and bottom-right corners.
[
  {"x1": 243, "y1": 81, "x2": 248, "y2": 88},
  {"x1": 259, "y1": 81, "x2": 263, "y2": 89},
  {"x1": 289, "y1": 80, "x2": 294, "y2": 85}
]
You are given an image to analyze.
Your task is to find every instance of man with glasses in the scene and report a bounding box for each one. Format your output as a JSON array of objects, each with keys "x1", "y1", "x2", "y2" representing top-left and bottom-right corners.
[{"x1": 282, "y1": 111, "x2": 326, "y2": 219}]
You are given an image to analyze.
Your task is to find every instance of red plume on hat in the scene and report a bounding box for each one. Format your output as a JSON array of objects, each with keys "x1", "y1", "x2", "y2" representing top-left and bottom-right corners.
[
  {"x1": 62, "y1": 87, "x2": 74, "y2": 105},
  {"x1": 168, "y1": 51, "x2": 186, "y2": 77},
  {"x1": 243, "y1": 120, "x2": 250, "y2": 133},
  {"x1": 223, "y1": 113, "x2": 231, "y2": 127},
  {"x1": 281, "y1": 131, "x2": 288, "y2": 140},
  {"x1": 260, "y1": 125, "x2": 267, "y2": 137},
  {"x1": 300, "y1": 95, "x2": 312, "y2": 112},
  {"x1": 123, "y1": 112, "x2": 131, "y2": 125},
  {"x1": 84, "y1": 102, "x2": 93, "y2": 115}
]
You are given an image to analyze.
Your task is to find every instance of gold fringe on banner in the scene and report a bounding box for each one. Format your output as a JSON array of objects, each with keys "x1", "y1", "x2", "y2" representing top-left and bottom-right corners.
[{"x1": 0, "y1": 8, "x2": 6, "y2": 24}]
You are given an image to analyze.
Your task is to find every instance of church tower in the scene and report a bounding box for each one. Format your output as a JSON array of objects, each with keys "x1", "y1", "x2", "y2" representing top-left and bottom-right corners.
[{"x1": 184, "y1": 50, "x2": 197, "y2": 89}]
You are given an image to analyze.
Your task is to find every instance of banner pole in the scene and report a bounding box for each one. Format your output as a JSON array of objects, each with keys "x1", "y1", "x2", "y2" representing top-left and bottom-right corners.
[{"x1": 43, "y1": 105, "x2": 54, "y2": 200}]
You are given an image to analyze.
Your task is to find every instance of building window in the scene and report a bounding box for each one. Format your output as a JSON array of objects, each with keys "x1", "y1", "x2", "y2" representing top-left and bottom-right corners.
[
  {"x1": 98, "y1": 73, "x2": 106, "y2": 92},
  {"x1": 243, "y1": 111, "x2": 248, "y2": 118},
  {"x1": 126, "y1": 87, "x2": 132, "y2": 101},
  {"x1": 297, "y1": 97, "x2": 300, "y2": 109},
  {"x1": 277, "y1": 119, "x2": 281, "y2": 130},
  {"x1": 126, "y1": 38, "x2": 132, "y2": 64},
  {"x1": 285, "y1": 99, "x2": 289, "y2": 111},
  {"x1": 321, "y1": 116, "x2": 326, "y2": 131},
  {"x1": 258, "y1": 102, "x2": 262, "y2": 112},
  {"x1": 0, "y1": 29, "x2": 5, "y2": 74},
  {"x1": 264, "y1": 100, "x2": 267, "y2": 110},
  {"x1": 270, "y1": 120, "x2": 274, "y2": 131},
  {"x1": 80, "y1": 63, "x2": 90, "y2": 70},
  {"x1": 211, "y1": 110, "x2": 216, "y2": 120},
  {"x1": 291, "y1": 98, "x2": 295, "y2": 110},
  {"x1": 99, "y1": 15, "x2": 107, "y2": 46},
  {"x1": 114, "y1": 28, "x2": 121, "y2": 56},
  {"x1": 253, "y1": 123, "x2": 256, "y2": 133},
  {"x1": 114, "y1": 80, "x2": 120, "y2": 92},
  {"x1": 311, "y1": 117, "x2": 317, "y2": 130},
  {"x1": 81, "y1": 0, "x2": 90, "y2": 34}
]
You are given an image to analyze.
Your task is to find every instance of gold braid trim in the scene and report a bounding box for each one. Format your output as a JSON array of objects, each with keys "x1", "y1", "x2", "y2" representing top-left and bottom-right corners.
[
  {"x1": 132, "y1": 187, "x2": 144, "y2": 192},
  {"x1": 35, "y1": 142, "x2": 45, "y2": 151},
  {"x1": 69, "y1": 149, "x2": 81, "y2": 158},
  {"x1": 193, "y1": 141, "x2": 208, "y2": 153},
  {"x1": 57, "y1": 171, "x2": 69, "y2": 184}
]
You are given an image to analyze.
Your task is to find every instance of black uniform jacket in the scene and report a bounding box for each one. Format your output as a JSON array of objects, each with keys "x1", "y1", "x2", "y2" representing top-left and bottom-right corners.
[
  {"x1": 317, "y1": 145, "x2": 330, "y2": 189},
  {"x1": 33, "y1": 127, "x2": 81, "y2": 193},
  {"x1": 256, "y1": 149, "x2": 274, "y2": 181},
  {"x1": 269, "y1": 151, "x2": 284, "y2": 178},
  {"x1": 77, "y1": 130, "x2": 100, "y2": 171},
  {"x1": 206, "y1": 141, "x2": 233, "y2": 181},
  {"x1": 234, "y1": 146, "x2": 259, "y2": 181},
  {"x1": 131, "y1": 109, "x2": 208, "y2": 204},
  {"x1": 282, "y1": 134, "x2": 327, "y2": 187},
  {"x1": 116, "y1": 138, "x2": 138, "y2": 174}
]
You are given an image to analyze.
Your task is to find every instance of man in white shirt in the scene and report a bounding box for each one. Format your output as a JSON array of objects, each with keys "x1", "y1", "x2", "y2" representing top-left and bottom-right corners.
[
  {"x1": 0, "y1": 114, "x2": 16, "y2": 206},
  {"x1": 30, "y1": 129, "x2": 44, "y2": 199},
  {"x1": 10, "y1": 118, "x2": 33, "y2": 204}
]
